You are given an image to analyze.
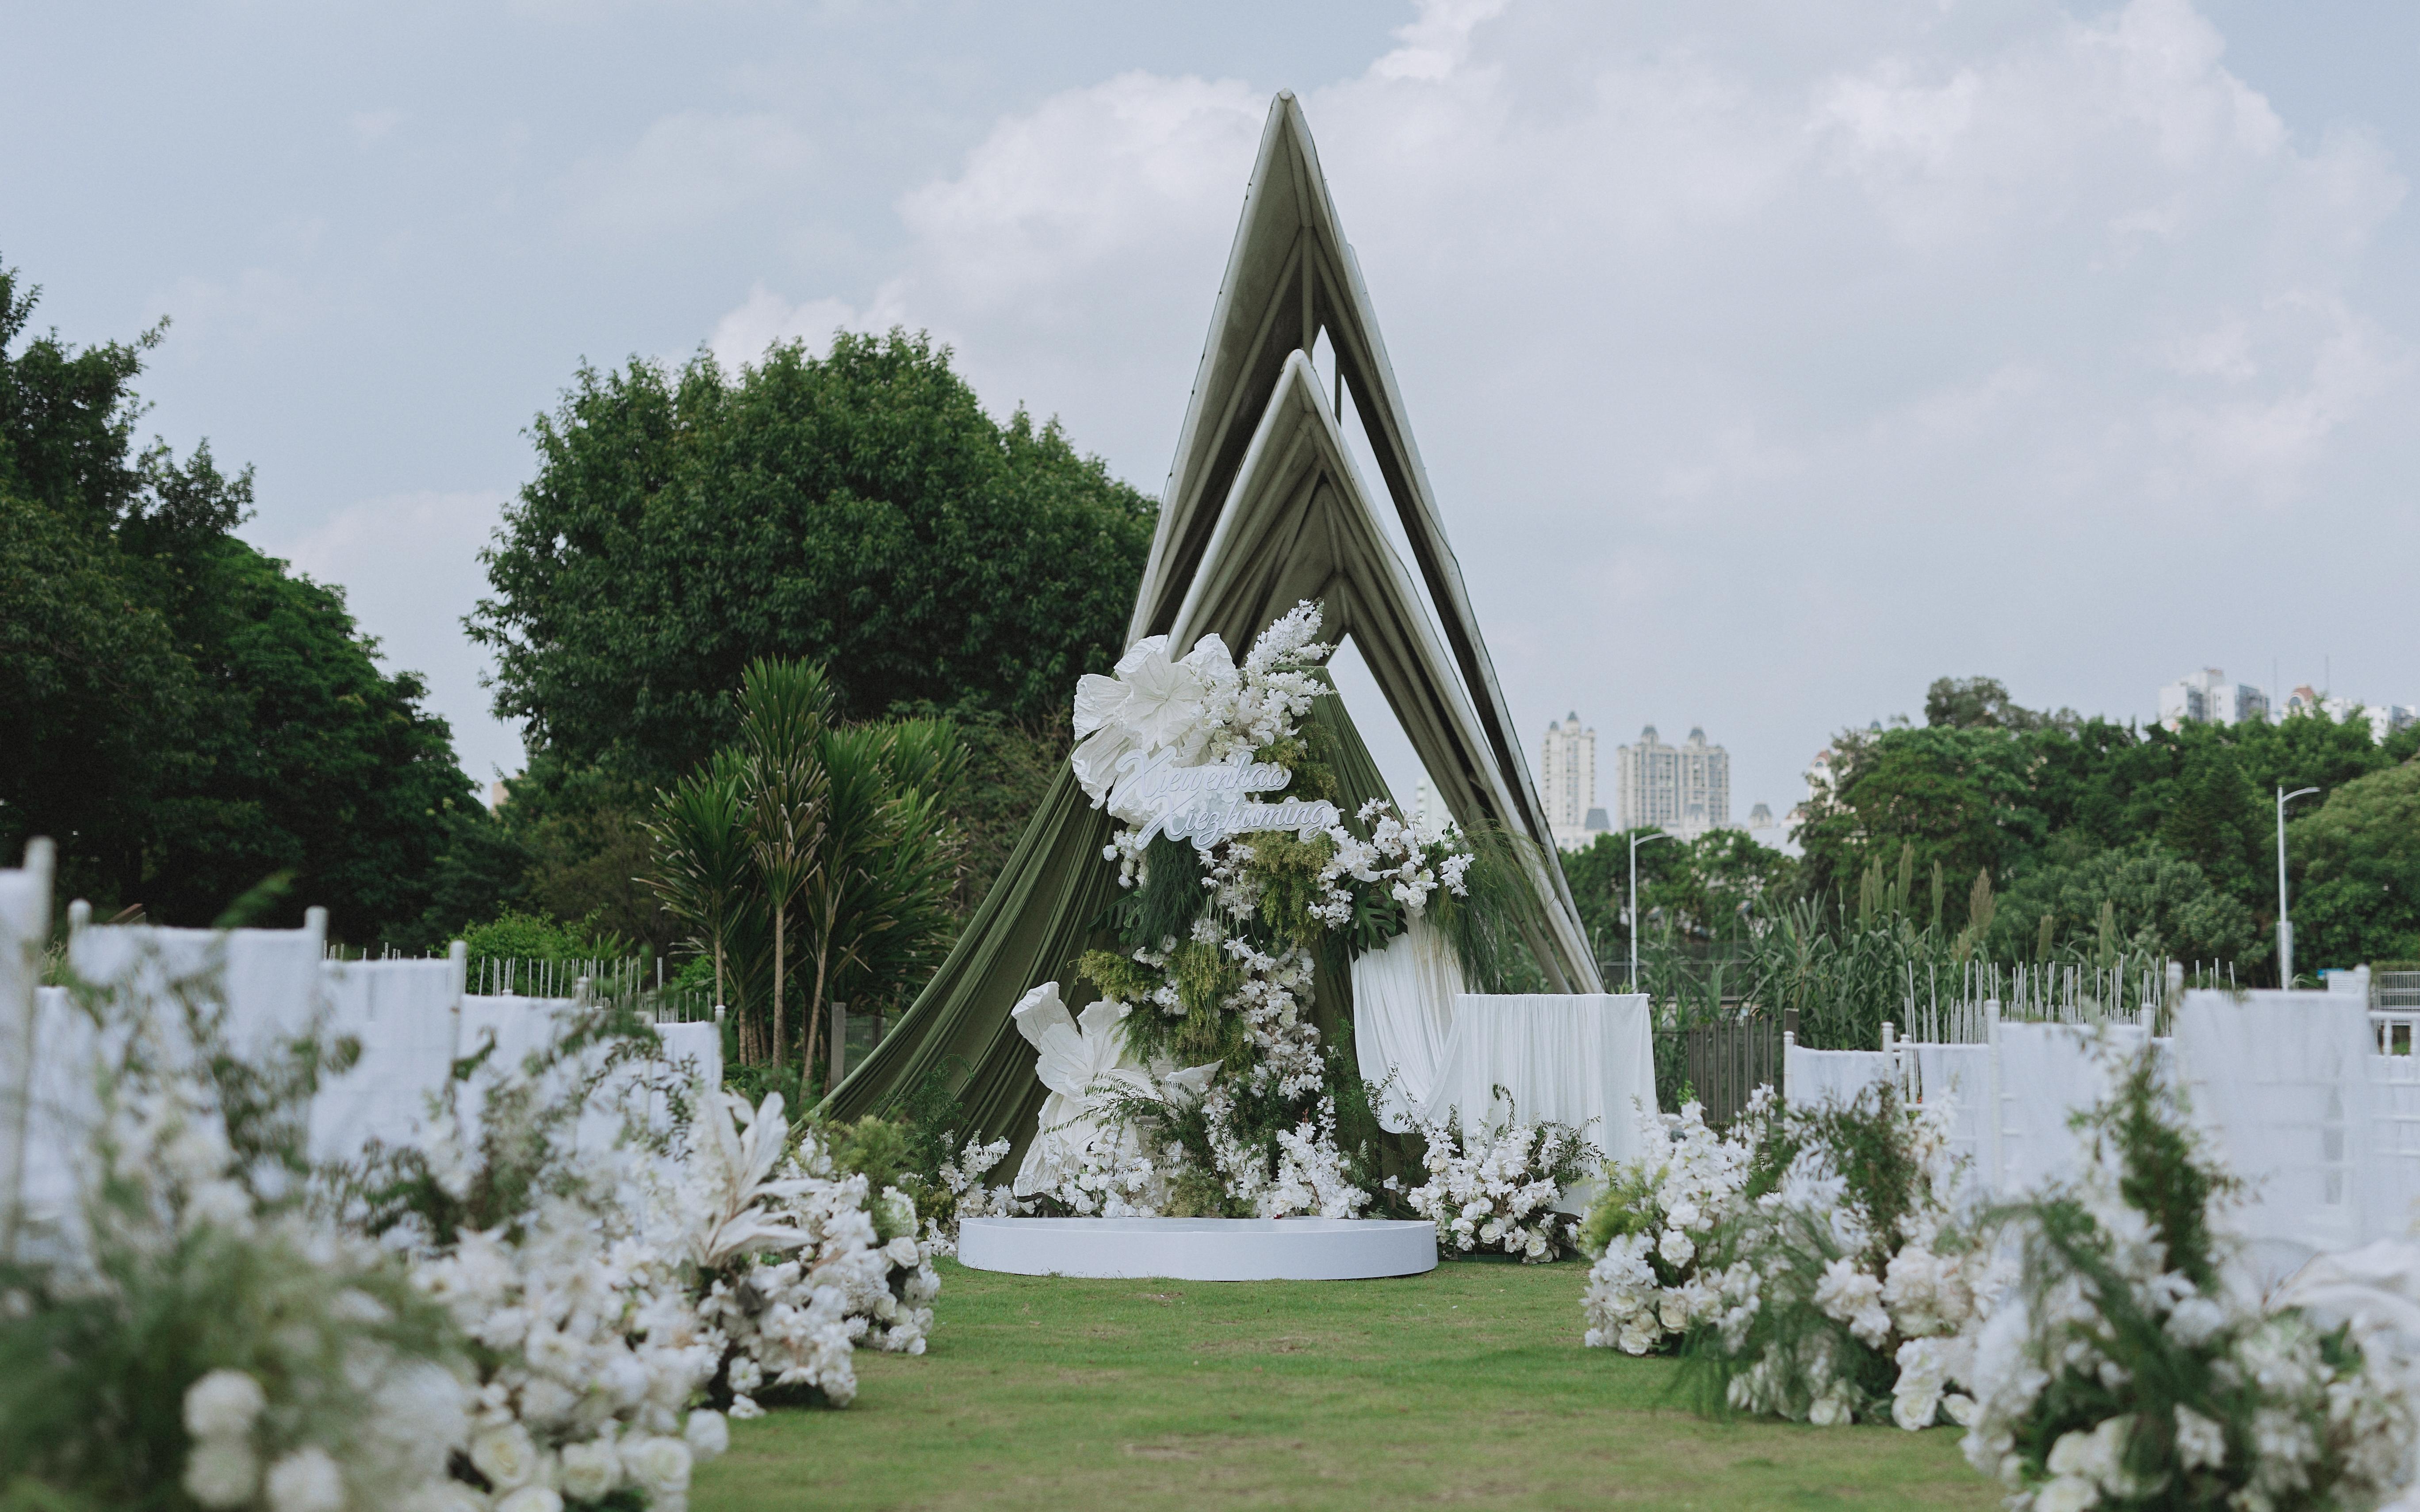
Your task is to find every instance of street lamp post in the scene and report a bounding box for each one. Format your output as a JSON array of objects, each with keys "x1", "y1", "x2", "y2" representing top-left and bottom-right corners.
[
  {"x1": 1627, "y1": 829, "x2": 1674, "y2": 993},
  {"x1": 2276, "y1": 783, "x2": 2320, "y2": 987}
]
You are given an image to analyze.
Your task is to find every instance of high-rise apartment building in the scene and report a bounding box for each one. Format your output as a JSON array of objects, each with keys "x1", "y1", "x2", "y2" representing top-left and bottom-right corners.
[
  {"x1": 2158, "y1": 668, "x2": 2269, "y2": 729},
  {"x1": 1538, "y1": 713, "x2": 1607, "y2": 851},
  {"x1": 1616, "y1": 725, "x2": 1731, "y2": 840}
]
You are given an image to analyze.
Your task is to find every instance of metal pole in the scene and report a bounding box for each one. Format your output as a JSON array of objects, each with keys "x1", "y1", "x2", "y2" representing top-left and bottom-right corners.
[{"x1": 2277, "y1": 785, "x2": 2320, "y2": 987}]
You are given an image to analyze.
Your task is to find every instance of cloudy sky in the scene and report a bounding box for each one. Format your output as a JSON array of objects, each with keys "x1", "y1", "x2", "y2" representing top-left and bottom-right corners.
[{"x1": 11, "y1": 0, "x2": 2418, "y2": 824}]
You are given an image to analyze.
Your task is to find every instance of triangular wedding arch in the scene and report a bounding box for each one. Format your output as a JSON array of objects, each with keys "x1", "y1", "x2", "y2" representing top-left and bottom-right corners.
[{"x1": 828, "y1": 92, "x2": 1600, "y2": 1142}]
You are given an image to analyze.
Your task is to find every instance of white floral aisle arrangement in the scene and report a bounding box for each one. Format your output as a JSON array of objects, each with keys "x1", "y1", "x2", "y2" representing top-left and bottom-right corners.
[
  {"x1": 1021, "y1": 601, "x2": 1482, "y2": 1220},
  {"x1": 1956, "y1": 1048, "x2": 2416, "y2": 1512},
  {"x1": 1574, "y1": 1081, "x2": 1988, "y2": 1430},
  {"x1": 1578, "y1": 1100, "x2": 1757, "y2": 1351},
  {"x1": 1407, "y1": 1103, "x2": 1597, "y2": 1262},
  {"x1": 0, "y1": 966, "x2": 477, "y2": 1512}
]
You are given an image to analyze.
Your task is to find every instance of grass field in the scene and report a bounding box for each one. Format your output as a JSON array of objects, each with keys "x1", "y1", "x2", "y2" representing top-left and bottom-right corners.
[{"x1": 693, "y1": 1257, "x2": 1998, "y2": 1511}]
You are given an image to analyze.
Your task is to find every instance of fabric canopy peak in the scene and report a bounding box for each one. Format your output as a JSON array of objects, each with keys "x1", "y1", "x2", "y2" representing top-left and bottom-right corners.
[
  {"x1": 1167, "y1": 347, "x2": 1599, "y2": 993},
  {"x1": 826, "y1": 88, "x2": 1600, "y2": 1138}
]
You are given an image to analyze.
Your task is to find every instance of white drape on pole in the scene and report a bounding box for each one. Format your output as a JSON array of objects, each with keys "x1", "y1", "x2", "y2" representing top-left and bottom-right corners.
[
  {"x1": 1422, "y1": 993, "x2": 1657, "y2": 1171},
  {"x1": 1348, "y1": 916, "x2": 1464, "y2": 1132}
]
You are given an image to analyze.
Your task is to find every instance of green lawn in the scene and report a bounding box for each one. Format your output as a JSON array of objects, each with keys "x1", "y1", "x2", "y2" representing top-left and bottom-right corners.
[{"x1": 693, "y1": 1257, "x2": 1997, "y2": 1511}]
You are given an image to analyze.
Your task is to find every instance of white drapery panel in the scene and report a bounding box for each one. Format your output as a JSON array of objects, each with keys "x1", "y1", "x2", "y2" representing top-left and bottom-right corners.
[
  {"x1": 2177, "y1": 991, "x2": 2381, "y2": 1285},
  {"x1": 1349, "y1": 916, "x2": 1464, "y2": 1132},
  {"x1": 1423, "y1": 994, "x2": 1657, "y2": 1171}
]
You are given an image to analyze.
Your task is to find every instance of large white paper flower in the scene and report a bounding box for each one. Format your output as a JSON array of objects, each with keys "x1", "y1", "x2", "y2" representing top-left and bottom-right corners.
[
  {"x1": 1069, "y1": 633, "x2": 1237, "y2": 803},
  {"x1": 1009, "y1": 981, "x2": 1218, "y2": 1199}
]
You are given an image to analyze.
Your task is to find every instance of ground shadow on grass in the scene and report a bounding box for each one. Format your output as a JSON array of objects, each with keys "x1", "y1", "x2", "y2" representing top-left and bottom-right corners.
[{"x1": 693, "y1": 1258, "x2": 1996, "y2": 1512}]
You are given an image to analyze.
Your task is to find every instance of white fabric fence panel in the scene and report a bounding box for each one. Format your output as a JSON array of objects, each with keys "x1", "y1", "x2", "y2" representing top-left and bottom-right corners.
[
  {"x1": 2368, "y1": 1051, "x2": 2420, "y2": 1240},
  {"x1": 312, "y1": 955, "x2": 463, "y2": 1163},
  {"x1": 1349, "y1": 917, "x2": 1463, "y2": 1132},
  {"x1": 1993, "y1": 1023, "x2": 2134, "y2": 1197},
  {"x1": 2176, "y1": 990, "x2": 2380, "y2": 1285},
  {"x1": 1783, "y1": 1045, "x2": 1893, "y2": 1110},
  {"x1": 1426, "y1": 994, "x2": 1658, "y2": 1171},
  {"x1": 0, "y1": 844, "x2": 50, "y2": 1241},
  {"x1": 1911, "y1": 1043, "x2": 1999, "y2": 1200}
]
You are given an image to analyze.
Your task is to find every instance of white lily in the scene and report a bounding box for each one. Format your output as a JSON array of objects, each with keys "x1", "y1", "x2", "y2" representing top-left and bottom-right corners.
[{"x1": 690, "y1": 1090, "x2": 817, "y2": 1268}]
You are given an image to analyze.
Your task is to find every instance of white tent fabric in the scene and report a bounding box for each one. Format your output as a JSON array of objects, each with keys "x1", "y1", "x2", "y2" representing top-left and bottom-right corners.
[
  {"x1": 2176, "y1": 990, "x2": 2380, "y2": 1283},
  {"x1": 1784, "y1": 1045, "x2": 1893, "y2": 1110},
  {"x1": 1424, "y1": 994, "x2": 1657, "y2": 1171},
  {"x1": 1348, "y1": 916, "x2": 1464, "y2": 1132}
]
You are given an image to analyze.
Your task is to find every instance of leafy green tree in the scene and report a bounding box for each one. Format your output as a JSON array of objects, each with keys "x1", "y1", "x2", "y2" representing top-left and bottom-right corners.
[
  {"x1": 1924, "y1": 676, "x2": 2076, "y2": 732},
  {"x1": 1793, "y1": 725, "x2": 2038, "y2": 906},
  {"x1": 471, "y1": 331, "x2": 1156, "y2": 790},
  {"x1": 1559, "y1": 826, "x2": 1797, "y2": 975},
  {"x1": 0, "y1": 263, "x2": 472, "y2": 939},
  {"x1": 2288, "y1": 762, "x2": 2420, "y2": 968},
  {"x1": 1989, "y1": 840, "x2": 2264, "y2": 966},
  {"x1": 739, "y1": 658, "x2": 834, "y2": 1070}
]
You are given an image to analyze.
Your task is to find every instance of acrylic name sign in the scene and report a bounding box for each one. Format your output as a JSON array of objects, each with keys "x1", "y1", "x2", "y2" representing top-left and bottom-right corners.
[{"x1": 1107, "y1": 748, "x2": 1342, "y2": 851}]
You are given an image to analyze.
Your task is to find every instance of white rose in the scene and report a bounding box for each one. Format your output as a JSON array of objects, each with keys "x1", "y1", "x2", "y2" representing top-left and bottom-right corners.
[
  {"x1": 470, "y1": 1423, "x2": 539, "y2": 1490},
  {"x1": 684, "y1": 1409, "x2": 731, "y2": 1459},
  {"x1": 264, "y1": 1446, "x2": 347, "y2": 1512},
  {"x1": 184, "y1": 1368, "x2": 269, "y2": 1440},
  {"x1": 183, "y1": 1438, "x2": 260, "y2": 1509},
  {"x1": 620, "y1": 1436, "x2": 693, "y2": 1499},
  {"x1": 496, "y1": 1489, "x2": 564, "y2": 1512},
  {"x1": 559, "y1": 1438, "x2": 621, "y2": 1501},
  {"x1": 1657, "y1": 1228, "x2": 1696, "y2": 1268},
  {"x1": 1807, "y1": 1389, "x2": 1853, "y2": 1427},
  {"x1": 884, "y1": 1237, "x2": 921, "y2": 1269}
]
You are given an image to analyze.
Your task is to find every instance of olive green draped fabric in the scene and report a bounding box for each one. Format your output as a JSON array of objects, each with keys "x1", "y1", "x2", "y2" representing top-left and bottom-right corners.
[
  {"x1": 823, "y1": 91, "x2": 1601, "y2": 1150},
  {"x1": 824, "y1": 674, "x2": 1399, "y2": 1157}
]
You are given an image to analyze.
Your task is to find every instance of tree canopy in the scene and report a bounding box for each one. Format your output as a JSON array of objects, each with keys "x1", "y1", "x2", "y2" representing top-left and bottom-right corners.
[
  {"x1": 470, "y1": 330, "x2": 1157, "y2": 791},
  {"x1": 1794, "y1": 677, "x2": 2418, "y2": 980},
  {"x1": 1, "y1": 263, "x2": 476, "y2": 939}
]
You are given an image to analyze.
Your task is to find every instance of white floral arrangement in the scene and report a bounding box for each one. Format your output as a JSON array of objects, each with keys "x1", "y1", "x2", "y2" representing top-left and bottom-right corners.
[
  {"x1": 1953, "y1": 1048, "x2": 2417, "y2": 1511},
  {"x1": 921, "y1": 1136, "x2": 1022, "y2": 1256},
  {"x1": 1591, "y1": 1081, "x2": 1993, "y2": 1430},
  {"x1": 1045, "y1": 602, "x2": 1480, "y2": 1218},
  {"x1": 1580, "y1": 1100, "x2": 1756, "y2": 1353},
  {"x1": 1406, "y1": 1104, "x2": 1596, "y2": 1263}
]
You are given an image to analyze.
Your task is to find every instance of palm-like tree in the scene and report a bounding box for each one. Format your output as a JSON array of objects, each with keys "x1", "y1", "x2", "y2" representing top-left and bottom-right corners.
[
  {"x1": 738, "y1": 659, "x2": 833, "y2": 1069},
  {"x1": 643, "y1": 748, "x2": 754, "y2": 1045}
]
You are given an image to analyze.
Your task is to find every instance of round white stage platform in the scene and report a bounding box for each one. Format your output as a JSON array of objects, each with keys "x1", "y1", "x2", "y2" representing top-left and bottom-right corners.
[{"x1": 958, "y1": 1217, "x2": 1438, "y2": 1281}]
